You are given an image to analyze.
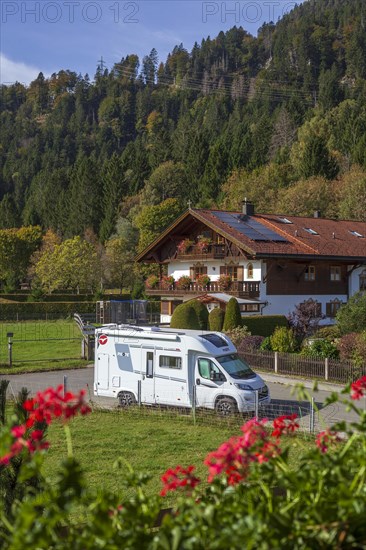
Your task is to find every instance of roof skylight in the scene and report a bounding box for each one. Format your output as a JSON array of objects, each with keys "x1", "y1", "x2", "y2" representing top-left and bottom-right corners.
[
  {"x1": 304, "y1": 228, "x2": 319, "y2": 235},
  {"x1": 277, "y1": 217, "x2": 293, "y2": 224},
  {"x1": 349, "y1": 230, "x2": 364, "y2": 238}
]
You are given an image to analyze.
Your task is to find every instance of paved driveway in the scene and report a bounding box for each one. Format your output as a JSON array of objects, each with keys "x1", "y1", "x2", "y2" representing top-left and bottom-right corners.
[{"x1": 1, "y1": 368, "x2": 364, "y2": 429}]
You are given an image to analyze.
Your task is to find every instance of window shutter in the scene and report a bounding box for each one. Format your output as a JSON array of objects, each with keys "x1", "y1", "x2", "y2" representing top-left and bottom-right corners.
[
  {"x1": 237, "y1": 266, "x2": 244, "y2": 281},
  {"x1": 220, "y1": 266, "x2": 226, "y2": 275},
  {"x1": 189, "y1": 267, "x2": 195, "y2": 280}
]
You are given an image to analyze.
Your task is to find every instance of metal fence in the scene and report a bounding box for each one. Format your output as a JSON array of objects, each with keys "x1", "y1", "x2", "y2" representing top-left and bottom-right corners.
[{"x1": 239, "y1": 350, "x2": 366, "y2": 385}]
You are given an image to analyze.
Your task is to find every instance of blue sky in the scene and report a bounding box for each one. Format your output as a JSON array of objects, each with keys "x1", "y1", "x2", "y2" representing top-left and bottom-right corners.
[{"x1": 0, "y1": 1, "x2": 300, "y2": 85}]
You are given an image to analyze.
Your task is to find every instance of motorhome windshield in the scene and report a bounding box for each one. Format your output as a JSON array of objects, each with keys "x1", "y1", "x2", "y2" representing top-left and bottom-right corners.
[{"x1": 217, "y1": 354, "x2": 255, "y2": 379}]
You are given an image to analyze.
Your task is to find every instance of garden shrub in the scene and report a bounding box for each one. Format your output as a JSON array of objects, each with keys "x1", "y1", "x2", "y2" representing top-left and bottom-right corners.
[
  {"x1": 237, "y1": 335, "x2": 265, "y2": 353},
  {"x1": 186, "y1": 300, "x2": 208, "y2": 330},
  {"x1": 338, "y1": 331, "x2": 366, "y2": 366},
  {"x1": 260, "y1": 336, "x2": 272, "y2": 351},
  {"x1": 314, "y1": 325, "x2": 341, "y2": 341},
  {"x1": 242, "y1": 315, "x2": 288, "y2": 337},
  {"x1": 301, "y1": 338, "x2": 339, "y2": 359},
  {"x1": 270, "y1": 326, "x2": 298, "y2": 353},
  {"x1": 208, "y1": 308, "x2": 224, "y2": 332},
  {"x1": 170, "y1": 302, "x2": 200, "y2": 330},
  {"x1": 223, "y1": 297, "x2": 242, "y2": 331},
  {"x1": 225, "y1": 326, "x2": 251, "y2": 347},
  {"x1": 336, "y1": 292, "x2": 366, "y2": 335}
]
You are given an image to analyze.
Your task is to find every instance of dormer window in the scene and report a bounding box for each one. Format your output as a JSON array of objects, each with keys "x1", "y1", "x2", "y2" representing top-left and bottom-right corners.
[{"x1": 277, "y1": 217, "x2": 293, "y2": 224}]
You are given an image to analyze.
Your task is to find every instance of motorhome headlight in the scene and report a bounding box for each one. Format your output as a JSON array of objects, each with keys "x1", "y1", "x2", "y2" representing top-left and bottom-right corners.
[{"x1": 234, "y1": 383, "x2": 253, "y2": 391}]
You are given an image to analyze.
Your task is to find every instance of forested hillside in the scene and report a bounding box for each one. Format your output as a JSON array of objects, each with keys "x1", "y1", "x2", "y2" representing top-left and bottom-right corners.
[{"x1": 1, "y1": 0, "x2": 366, "y2": 250}]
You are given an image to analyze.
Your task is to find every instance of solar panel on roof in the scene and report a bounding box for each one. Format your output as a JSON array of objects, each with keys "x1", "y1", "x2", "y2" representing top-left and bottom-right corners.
[
  {"x1": 234, "y1": 216, "x2": 288, "y2": 242},
  {"x1": 213, "y1": 212, "x2": 267, "y2": 240}
]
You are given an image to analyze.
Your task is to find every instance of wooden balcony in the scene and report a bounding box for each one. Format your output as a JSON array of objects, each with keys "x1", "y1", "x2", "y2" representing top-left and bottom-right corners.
[
  {"x1": 176, "y1": 244, "x2": 227, "y2": 260},
  {"x1": 146, "y1": 281, "x2": 260, "y2": 299}
]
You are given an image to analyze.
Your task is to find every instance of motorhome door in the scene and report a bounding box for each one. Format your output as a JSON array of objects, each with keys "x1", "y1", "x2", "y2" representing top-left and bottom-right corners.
[
  {"x1": 96, "y1": 353, "x2": 109, "y2": 391},
  {"x1": 141, "y1": 349, "x2": 155, "y2": 403},
  {"x1": 195, "y1": 357, "x2": 226, "y2": 408}
]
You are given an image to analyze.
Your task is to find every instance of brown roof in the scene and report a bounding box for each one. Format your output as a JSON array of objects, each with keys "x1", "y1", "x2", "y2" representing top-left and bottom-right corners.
[
  {"x1": 136, "y1": 208, "x2": 366, "y2": 262},
  {"x1": 194, "y1": 209, "x2": 366, "y2": 260}
]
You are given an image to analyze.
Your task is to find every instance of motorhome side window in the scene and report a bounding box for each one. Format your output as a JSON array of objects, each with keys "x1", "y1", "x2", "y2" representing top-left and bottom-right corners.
[
  {"x1": 159, "y1": 355, "x2": 182, "y2": 369},
  {"x1": 146, "y1": 352, "x2": 153, "y2": 378}
]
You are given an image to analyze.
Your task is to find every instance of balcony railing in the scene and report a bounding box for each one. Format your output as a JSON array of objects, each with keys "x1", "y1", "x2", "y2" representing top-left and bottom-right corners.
[
  {"x1": 176, "y1": 244, "x2": 227, "y2": 259},
  {"x1": 146, "y1": 280, "x2": 260, "y2": 299}
]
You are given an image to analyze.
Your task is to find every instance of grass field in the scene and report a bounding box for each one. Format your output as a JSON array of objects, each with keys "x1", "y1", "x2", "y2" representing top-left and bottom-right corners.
[
  {"x1": 43, "y1": 407, "x2": 312, "y2": 506},
  {"x1": 0, "y1": 320, "x2": 88, "y2": 373}
]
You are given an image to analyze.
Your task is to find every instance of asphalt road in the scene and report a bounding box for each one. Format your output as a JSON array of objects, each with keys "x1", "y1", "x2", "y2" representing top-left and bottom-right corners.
[{"x1": 1, "y1": 367, "x2": 364, "y2": 430}]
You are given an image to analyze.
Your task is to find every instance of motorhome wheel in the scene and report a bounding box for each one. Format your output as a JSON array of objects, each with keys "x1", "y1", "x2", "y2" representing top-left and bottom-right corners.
[
  {"x1": 215, "y1": 397, "x2": 238, "y2": 416},
  {"x1": 118, "y1": 392, "x2": 136, "y2": 408}
]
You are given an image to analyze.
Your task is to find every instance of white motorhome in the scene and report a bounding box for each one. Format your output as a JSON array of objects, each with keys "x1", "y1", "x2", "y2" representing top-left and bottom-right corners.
[{"x1": 94, "y1": 325, "x2": 270, "y2": 414}]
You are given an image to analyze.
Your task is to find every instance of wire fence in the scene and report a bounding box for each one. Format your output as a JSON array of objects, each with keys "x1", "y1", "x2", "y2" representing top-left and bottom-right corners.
[
  {"x1": 2, "y1": 370, "x2": 364, "y2": 435},
  {"x1": 239, "y1": 350, "x2": 366, "y2": 385}
]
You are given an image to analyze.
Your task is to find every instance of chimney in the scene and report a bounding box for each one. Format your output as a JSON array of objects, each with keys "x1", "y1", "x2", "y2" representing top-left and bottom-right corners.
[
  {"x1": 314, "y1": 210, "x2": 321, "y2": 218},
  {"x1": 242, "y1": 198, "x2": 255, "y2": 216}
]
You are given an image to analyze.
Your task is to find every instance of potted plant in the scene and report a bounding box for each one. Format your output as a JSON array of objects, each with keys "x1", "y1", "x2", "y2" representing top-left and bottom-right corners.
[
  {"x1": 145, "y1": 275, "x2": 160, "y2": 289},
  {"x1": 162, "y1": 275, "x2": 175, "y2": 289},
  {"x1": 196, "y1": 235, "x2": 212, "y2": 253},
  {"x1": 176, "y1": 275, "x2": 192, "y2": 290},
  {"x1": 177, "y1": 239, "x2": 194, "y2": 254},
  {"x1": 196, "y1": 274, "x2": 211, "y2": 288},
  {"x1": 218, "y1": 274, "x2": 232, "y2": 290}
]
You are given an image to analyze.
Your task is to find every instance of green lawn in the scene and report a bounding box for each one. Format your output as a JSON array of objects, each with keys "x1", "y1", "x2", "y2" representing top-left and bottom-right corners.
[
  {"x1": 44, "y1": 407, "x2": 312, "y2": 506},
  {"x1": 0, "y1": 320, "x2": 89, "y2": 373}
]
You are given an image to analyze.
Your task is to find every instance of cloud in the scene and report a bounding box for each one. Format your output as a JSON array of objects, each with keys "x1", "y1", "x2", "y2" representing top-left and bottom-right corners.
[{"x1": 0, "y1": 53, "x2": 44, "y2": 85}]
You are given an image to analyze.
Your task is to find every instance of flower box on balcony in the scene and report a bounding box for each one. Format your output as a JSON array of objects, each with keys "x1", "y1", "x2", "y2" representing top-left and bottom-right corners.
[
  {"x1": 176, "y1": 275, "x2": 192, "y2": 290},
  {"x1": 196, "y1": 236, "x2": 212, "y2": 253},
  {"x1": 162, "y1": 275, "x2": 175, "y2": 290},
  {"x1": 177, "y1": 239, "x2": 194, "y2": 254},
  {"x1": 217, "y1": 274, "x2": 232, "y2": 290},
  {"x1": 145, "y1": 275, "x2": 160, "y2": 289},
  {"x1": 195, "y1": 274, "x2": 211, "y2": 288}
]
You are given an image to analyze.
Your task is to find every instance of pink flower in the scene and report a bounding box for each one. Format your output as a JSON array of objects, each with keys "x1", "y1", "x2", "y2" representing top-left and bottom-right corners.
[
  {"x1": 272, "y1": 414, "x2": 300, "y2": 438},
  {"x1": 316, "y1": 429, "x2": 341, "y2": 453},
  {"x1": 350, "y1": 376, "x2": 366, "y2": 400},
  {"x1": 11, "y1": 425, "x2": 26, "y2": 438},
  {"x1": 161, "y1": 465, "x2": 200, "y2": 496}
]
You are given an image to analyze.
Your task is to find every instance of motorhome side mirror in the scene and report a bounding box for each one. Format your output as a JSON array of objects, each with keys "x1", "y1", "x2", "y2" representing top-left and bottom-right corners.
[{"x1": 196, "y1": 378, "x2": 200, "y2": 385}]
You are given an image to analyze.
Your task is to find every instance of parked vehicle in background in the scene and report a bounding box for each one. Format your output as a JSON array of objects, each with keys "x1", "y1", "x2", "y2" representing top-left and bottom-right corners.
[{"x1": 94, "y1": 325, "x2": 270, "y2": 414}]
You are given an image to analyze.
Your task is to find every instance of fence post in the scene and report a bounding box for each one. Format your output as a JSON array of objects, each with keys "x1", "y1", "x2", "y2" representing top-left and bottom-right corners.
[
  {"x1": 309, "y1": 397, "x2": 315, "y2": 433},
  {"x1": 192, "y1": 384, "x2": 196, "y2": 426},
  {"x1": 63, "y1": 375, "x2": 68, "y2": 397},
  {"x1": 324, "y1": 357, "x2": 329, "y2": 381},
  {"x1": 254, "y1": 390, "x2": 259, "y2": 418},
  {"x1": 274, "y1": 351, "x2": 278, "y2": 374},
  {"x1": 137, "y1": 380, "x2": 141, "y2": 407},
  {"x1": 7, "y1": 332, "x2": 13, "y2": 369}
]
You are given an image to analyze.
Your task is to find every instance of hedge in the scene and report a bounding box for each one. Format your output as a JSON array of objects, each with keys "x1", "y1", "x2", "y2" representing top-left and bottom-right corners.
[
  {"x1": 241, "y1": 315, "x2": 288, "y2": 337},
  {"x1": 186, "y1": 300, "x2": 209, "y2": 330},
  {"x1": 209, "y1": 308, "x2": 225, "y2": 332},
  {"x1": 170, "y1": 303, "x2": 200, "y2": 330},
  {"x1": 0, "y1": 294, "x2": 130, "y2": 303},
  {"x1": 0, "y1": 302, "x2": 95, "y2": 320}
]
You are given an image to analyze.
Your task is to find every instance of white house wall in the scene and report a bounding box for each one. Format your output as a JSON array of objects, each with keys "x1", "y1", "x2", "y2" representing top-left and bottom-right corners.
[
  {"x1": 168, "y1": 260, "x2": 262, "y2": 281},
  {"x1": 348, "y1": 265, "x2": 366, "y2": 296}
]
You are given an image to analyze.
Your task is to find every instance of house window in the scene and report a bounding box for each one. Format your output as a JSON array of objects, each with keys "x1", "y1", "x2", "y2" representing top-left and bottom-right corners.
[
  {"x1": 241, "y1": 304, "x2": 260, "y2": 312},
  {"x1": 330, "y1": 266, "x2": 341, "y2": 281},
  {"x1": 326, "y1": 300, "x2": 343, "y2": 317},
  {"x1": 360, "y1": 270, "x2": 366, "y2": 291},
  {"x1": 159, "y1": 355, "x2": 182, "y2": 370},
  {"x1": 247, "y1": 263, "x2": 254, "y2": 279},
  {"x1": 304, "y1": 265, "x2": 316, "y2": 281},
  {"x1": 190, "y1": 265, "x2": 207, "y2": 281},
  {"x1": 220, "y1": 265, "x2": 238, "y2": 280}
]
